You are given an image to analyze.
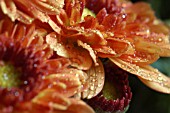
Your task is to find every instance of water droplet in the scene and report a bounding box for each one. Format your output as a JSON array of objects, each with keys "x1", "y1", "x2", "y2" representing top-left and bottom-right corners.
[
  {"x1": 158, "y1": 38, "x2": 162, "y2": 42},
  {"x1": 101, "y1": 77, "x2": 104, "y2": 80},
  {"x1": 157, "y1": 76, "x2": 163, "y2": 81},
  {"x1": 122, "y1": 14, "x2": 126, "y2": 18},
  {"x1": 15, "y1": 92, "x2": 19, "y2": 96},
  {"x1": 90, "y1": 86, "x2": 95, "y2": 90},
  {"x1": 98, "y1": 83, "x2": 103, "y2": 87},
  {"x1": 24, "y1": 81, "x2": 28, "y2": 85}
]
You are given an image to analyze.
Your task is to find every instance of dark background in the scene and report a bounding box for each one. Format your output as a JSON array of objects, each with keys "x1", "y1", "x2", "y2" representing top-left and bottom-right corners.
[{"x1": 127, "y1": 1, "x2": 170, "y2": 113}]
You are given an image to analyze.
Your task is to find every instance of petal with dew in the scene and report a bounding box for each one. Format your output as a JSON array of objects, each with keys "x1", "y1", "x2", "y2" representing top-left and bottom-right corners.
[
  {"x1": 134, "y1": 37, "x2": 170, "y2": 56},
  {"x1": 46, "y1": 33, "x2": 93, "y2": 70},
  {"x1": 77, "y1": 40, "x2": 98, "y2": 65},
  {"x1": 32, "y1": 89, "x2": 71, "y2": 111},
  {"x1": 30, "y1": 0, "x2": 64, "y2": 14},
  {"x1": 137, "y1": 65, "x2": 170, "y2": 94},
  {"x1": 110, "y1": 58, "x2": 170, "y2": 94},
  {"x1": 44, "y1": 68, "x2": 88, "y2": 97},
  {"x1": 82, "y1": 60, "x2": 105, "y2": 99}
]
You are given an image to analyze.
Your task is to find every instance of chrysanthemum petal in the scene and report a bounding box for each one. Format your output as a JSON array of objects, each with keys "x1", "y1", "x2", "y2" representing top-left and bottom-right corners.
[
  {"x1": 77, "y1": 40, "x2": 98, "y2": 65},
  {"x1": 110, "y1": 58, "x2": 170, "y2": 94},
  {"x1": 82, "y1": 60, "x2": 105, "y2": 99},
  {"x1": 30, "y1": 0, "x2": 64, "y2": 14},
  {"x1": 46, "y1": 32, "x2": 93, "y2": 70},
  {"x1": 44, "y1": 68, "x2": 89, "y2": 97},
  {"x1": 62, "y1": 98, "x2": 95, "y2": 113},
  {"x1": 32, "y1": 89, "x2": 71, "y2": 110},
  {"x1": 134, "y1": 37, "x2": 170, "y2": 57}
]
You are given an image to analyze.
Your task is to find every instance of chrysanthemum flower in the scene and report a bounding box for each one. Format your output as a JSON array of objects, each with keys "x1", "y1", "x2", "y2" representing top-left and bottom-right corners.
[
  {"x1": 0, "y1": 15, "x2": 94, "y2": 113},
  {"x1": 1, "y1": 0, "x2": 170, "y2": 112},
  {"x1": 46, "y1": 0, "x2": 170, "y2": 94}
]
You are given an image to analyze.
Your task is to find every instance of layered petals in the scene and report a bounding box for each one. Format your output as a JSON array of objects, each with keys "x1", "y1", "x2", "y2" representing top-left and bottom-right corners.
[
  {"x1": 110, "y1": 58, "x2": 170, "y2": 94},
  {"x1": 0, "y1": 0, "x2": 64, "y2": 33},
  {"x1": 0, "y1": 16, "x2": 94, "y2": 113}
]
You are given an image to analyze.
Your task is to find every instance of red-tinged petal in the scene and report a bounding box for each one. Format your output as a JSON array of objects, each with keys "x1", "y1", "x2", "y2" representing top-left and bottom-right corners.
[
  {"x1": 96, "y1": 8, "x2": 107, "y2": 24},
  {"x1": 69, "y1": 1, "x2": 82, "y2": 25},
  {"x1": 32, "y1": 89, "x2": 71, "y2": 110},
  {"x1": 56, "y1": 9, "x2": 69, "y2": 26},
  {"x1": 109, "y1": 58, "x2": 170, "y2": 94},
  {"x1": 82, "y1": 60, "x2": 105, "y2": 99},
  {"x1": 81, "y1": 15, "x2": 97, "y2": 29}
]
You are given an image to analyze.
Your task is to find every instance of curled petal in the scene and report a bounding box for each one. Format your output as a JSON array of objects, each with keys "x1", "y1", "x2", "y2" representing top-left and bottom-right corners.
[
  {"x1": 46, "y1": 33, "x2": 93, "y2": 70},
  {"x1": 44, "y1": 68, "x2": 88, "y2": 97},
  {"x1": 110, "y1": 58, "x2": 170, "y2": 94},
  {"x1": 93, "y1": 45, "x2": 116, "y2": 58},
  {"x1": 82, "y1": 60, "x2": 105, "y2": 99},
  {"x1": 77, "y1": 40, "x2": 98, "y2": 65},
  {"x1": 65, "y1": 0, "x2": 85, "y2": 25},
  {"x1": 107, "y1": 38, "x2": 135, "y2": 55}
]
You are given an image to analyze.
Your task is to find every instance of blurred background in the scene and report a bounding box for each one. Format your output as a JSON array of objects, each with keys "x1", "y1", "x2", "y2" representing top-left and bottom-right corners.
[{"x1": 127, "y1": 1, "x2": 170, "y2": 113}]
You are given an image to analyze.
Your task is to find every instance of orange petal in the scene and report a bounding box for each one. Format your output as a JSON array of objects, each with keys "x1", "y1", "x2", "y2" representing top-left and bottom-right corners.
[
  {"x1": 82, "y1": 60, "x2": 105, "y2": 99},
  {"x1": 46, "y1": 33, "x2": 93, "y2": 70},
  {"x1": 30, "y1": 0, "x2": 64, "y2": 14},
  {"x1": 134, "y1": 37, "x2": 170, "y2": 56},
  {"x1": 65, "y1": 98, "x2": 95, "y2": 113},
  {"x1": 109, "y1": 58, "x2": 170, "y2": 94},
  {"x1": 137, "y1": 66, "x2": 170, "y2": 94},
  {"x1": 44, "y1": 68, "x2": 88, "y2": 97},
  {"x1": 32, "y1": 89, "x2": 71, "y2": 110},
  {"x1": 77, "y1": 40, "x2": 98, "y2": 65}
]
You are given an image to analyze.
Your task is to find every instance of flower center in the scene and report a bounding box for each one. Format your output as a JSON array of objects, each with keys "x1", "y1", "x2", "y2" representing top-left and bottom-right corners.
[
  {"x1": 0, "y1": 62, "x2": 21, "y2": 88},
  {"x1": 102, "y1": 79, "x2": 119, "y2": 100}
]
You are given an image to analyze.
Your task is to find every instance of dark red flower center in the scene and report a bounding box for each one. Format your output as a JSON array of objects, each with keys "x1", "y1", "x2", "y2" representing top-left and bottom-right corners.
[{"x1": 0, "y1": 35, "x2": 48, "y2": 107}]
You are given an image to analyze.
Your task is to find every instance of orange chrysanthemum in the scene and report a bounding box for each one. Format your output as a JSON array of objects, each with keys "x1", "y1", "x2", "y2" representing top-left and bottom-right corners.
[
  {"x1": 1, "y1": 0, "x2": 170, "y2": 112},
  {"x1": 3, "y1": 0, "x2": 169, "y2": 94},
  {"x1": 49, "y1": 0, "x2": 170, "y2": 94},
  {"x1": 0, "y1": 15, "x2": 94, "y2": 113}
]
